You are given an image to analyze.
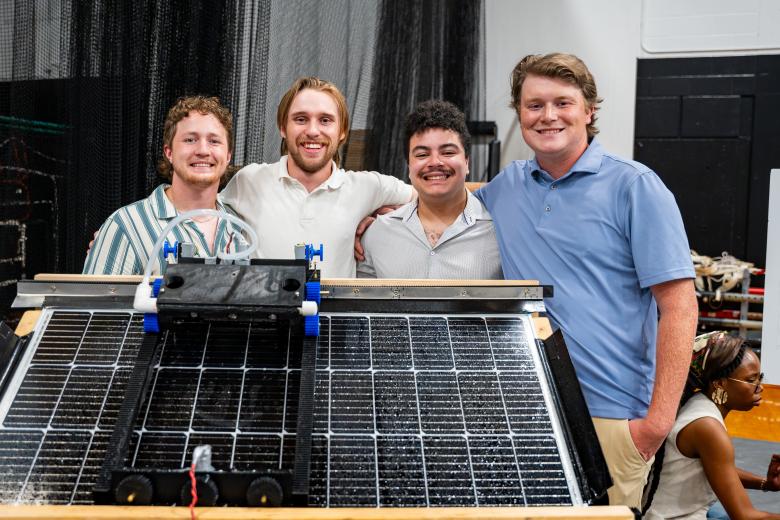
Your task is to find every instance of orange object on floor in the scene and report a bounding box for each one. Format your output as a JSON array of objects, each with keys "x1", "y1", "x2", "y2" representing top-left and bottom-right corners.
[{"x1": 725, "y1": 384, "x2": 780, "y2": 442}]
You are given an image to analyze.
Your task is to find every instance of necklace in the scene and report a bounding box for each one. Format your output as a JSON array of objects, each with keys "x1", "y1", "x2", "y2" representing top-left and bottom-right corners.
[{"x1": 190, "y1": 214, "x2": 217, "y2": 223}]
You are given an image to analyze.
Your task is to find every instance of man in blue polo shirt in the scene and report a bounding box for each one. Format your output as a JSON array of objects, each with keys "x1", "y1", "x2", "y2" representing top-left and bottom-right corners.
[{"x1": 476, "y1": 53, "x2": 698, "y2": 508}]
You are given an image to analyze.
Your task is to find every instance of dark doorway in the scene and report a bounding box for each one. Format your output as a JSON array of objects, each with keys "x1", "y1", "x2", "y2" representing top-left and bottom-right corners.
[{"x1": 634, "y1": 55, "x2": 780, "y2": 267}]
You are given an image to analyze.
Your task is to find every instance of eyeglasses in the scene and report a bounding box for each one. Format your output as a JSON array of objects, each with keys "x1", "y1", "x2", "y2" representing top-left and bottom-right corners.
[{"x1": 727, "y1": 373, "x2": 764, "y2": 392}]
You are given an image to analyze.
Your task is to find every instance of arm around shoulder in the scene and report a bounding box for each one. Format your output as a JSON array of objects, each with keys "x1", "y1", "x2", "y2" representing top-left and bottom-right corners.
[
  {"x1": 370, "y1": 170, "x2": 415, "y2": 206},
  {"x1": 355, "y1": 224, "x2": 378, "y2": 278}
]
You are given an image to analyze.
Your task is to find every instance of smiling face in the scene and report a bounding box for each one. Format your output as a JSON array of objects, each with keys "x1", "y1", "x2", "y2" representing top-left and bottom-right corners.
[
  {"x1": 518, "y1": 74, "x2": 594, "y2": 173},
  {"x1": 408, "y1": 128, "x2": 468, "y2": 204},
  {"x1": 164, "y1": 111, "x2": 231, "y2": 189},
  {"x1": 719, "y1": 349, "x2": 763, "y2": 411},
  {"x1": 281, "y1": 88, "x2": 345, "y2": 176}
]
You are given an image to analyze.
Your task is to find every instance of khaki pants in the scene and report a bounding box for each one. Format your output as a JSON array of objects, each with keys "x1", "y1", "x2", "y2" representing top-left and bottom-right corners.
[{"x1": 592, "y1": 417, "x2": 654, "y2": 508}]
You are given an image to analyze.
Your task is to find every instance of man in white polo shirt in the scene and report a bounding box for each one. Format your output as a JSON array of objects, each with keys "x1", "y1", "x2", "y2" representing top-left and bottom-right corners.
[{"x1": 220, "y1": 77, "x2": 414, "y2": 278}]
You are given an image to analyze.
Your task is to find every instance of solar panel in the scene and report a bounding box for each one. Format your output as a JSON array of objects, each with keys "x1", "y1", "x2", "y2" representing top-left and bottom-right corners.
[{"x1": 0, "y1": 306, "x2": 585, "y2": 507}]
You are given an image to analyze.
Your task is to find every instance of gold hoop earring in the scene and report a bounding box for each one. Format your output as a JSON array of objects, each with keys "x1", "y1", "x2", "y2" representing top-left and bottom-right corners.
[{"x1": 711, "y1": 387, "x2": 727, "y2": 405}]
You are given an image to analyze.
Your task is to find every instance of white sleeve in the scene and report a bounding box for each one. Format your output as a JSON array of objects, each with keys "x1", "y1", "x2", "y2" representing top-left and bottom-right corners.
[{"x1": 369, "y1": 171, "x2": 413, "y2": 209}]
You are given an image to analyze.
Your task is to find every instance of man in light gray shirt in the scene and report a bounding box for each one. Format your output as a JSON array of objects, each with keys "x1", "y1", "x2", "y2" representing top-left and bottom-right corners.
[{"x1": 357, "y1": 100, "x2": 502, "y2": 279}]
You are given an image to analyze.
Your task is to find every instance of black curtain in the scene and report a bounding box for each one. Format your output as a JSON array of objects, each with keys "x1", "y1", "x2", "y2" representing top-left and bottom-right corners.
[
  {"x1": 365, "y1": 0, "x2": 483, "y2": 181},
  {"x1": 66, "y1": 1, "x2": 251, "y2": 273}
]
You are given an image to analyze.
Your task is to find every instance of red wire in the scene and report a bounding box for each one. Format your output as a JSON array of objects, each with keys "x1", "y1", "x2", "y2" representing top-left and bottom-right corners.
[
  {"x1": 189, "y1": 463, "x2": 198, "y2": 520},
  {"x1": 225, "y1": 231, "x2": 234, "y2": 254}
]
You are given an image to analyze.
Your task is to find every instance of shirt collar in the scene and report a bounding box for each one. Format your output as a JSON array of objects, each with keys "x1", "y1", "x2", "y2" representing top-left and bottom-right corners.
[
  {"x1": 530, "y1": 138, "x2": 605, "y2": 183},
  {"x1": 278, "y1": 155, "x2": 346, "y2": 190},
  {"x1": 390, "y1": 189, "x2": 491, "y2": 225},
  {"x1": 150, "y1": 183, "x2": 227, "y2": 220},
  {"x1": 151, "y1": 184, "x2": 176, "y2": 219}
]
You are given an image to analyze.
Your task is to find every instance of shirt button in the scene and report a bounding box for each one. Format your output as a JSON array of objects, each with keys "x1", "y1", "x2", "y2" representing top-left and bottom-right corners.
[
  {"x1": 545, "y1": 206, "x2": 551, "y2": 212},
  {"x1": 551, "y1": 184, "x2": 557, "y2": 190},
  {"x1": 430, "y1": 251, "x2": 436, "y2": 256}
]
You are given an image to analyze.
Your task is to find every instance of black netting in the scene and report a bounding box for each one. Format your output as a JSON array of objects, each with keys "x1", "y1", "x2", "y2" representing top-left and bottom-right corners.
[
  {"x1": 0, "y1": 0, "x2": 484, "y2": 317},
  {"x1": 365, "y1": 0, "x2": 484, "y2": 181}
]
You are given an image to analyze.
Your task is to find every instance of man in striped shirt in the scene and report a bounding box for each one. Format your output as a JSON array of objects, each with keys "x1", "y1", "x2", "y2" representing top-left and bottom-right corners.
[{"x1": 84, "y1": 96, "x2": 243, "y2": 275}]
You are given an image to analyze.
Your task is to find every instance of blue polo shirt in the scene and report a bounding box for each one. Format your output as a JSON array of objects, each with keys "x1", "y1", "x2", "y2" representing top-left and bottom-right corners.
[{"x1": 476, "y1": 140, "x2": 694, "y2": 420}]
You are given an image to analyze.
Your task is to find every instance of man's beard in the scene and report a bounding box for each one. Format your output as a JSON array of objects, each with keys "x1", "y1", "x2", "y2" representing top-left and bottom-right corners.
[
  {"x1": 287, "y1": 137, "x2": 339, "y2": 174},
  {"x1": 174, "y1": 168, "x2": 222, "y2": 188}
]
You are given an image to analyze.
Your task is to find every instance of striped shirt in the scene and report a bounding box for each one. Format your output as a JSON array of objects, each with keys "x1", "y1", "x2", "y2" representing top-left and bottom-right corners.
[{"x1": 83, "y1": 184, "x2": 245, "y2": 275}]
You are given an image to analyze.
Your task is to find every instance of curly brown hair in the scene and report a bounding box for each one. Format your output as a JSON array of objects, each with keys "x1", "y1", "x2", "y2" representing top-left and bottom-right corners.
[
  {"x1": 404, "y1": 100, "x2": 471, "y2": 159},
  {"x1": 157, "y1": 95, "x2": 234, "y2": 182},
  {"x1": 509, "y1": 53, "x2": 602, "y2": 139}
]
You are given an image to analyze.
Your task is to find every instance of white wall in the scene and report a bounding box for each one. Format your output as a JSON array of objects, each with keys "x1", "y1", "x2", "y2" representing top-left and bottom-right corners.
[
  {"x1": 485, "y1": 0, "x2": 780, "y2": 166},
  {"x1": 762, "y1": 171, "x2": 780, "y2": 385},
  {"x1": 485, "y1": 0, "x2": 642, "y2": 165}
]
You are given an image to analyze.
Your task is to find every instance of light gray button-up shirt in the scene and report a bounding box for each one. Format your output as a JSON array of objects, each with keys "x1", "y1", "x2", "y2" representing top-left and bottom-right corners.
[{"x1": 357, "y1": 190, "x2": 503, "y2": 279}]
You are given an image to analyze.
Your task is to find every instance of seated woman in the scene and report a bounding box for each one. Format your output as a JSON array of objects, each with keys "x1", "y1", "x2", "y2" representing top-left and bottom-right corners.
[{"x1": 644, "y1": 332, "x2": 780, "y2": 519}]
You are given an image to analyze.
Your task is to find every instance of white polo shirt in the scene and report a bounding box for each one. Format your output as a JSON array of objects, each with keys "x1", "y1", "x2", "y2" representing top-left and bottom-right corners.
[{"x1": 219, "y1": 157, "x2": 413, "y2": 278}]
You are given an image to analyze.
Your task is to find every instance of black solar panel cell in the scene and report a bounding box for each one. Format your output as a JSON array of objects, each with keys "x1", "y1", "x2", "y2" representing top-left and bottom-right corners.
[
  {"x1": 500, "y1": 372, "x2": 553, "y2": 433},
  {"x1": 116, "y1": 315, "x2": 144, "y2": 366},
  {"x1": 283, "y1": 370, "x2": 301, "y2": 433},
  {"x1": 50, "y1": 367, "x2": 113, "y2": 429},
  {"x1": 415, "y1": 371, "x2": 465, "y2": 434},
  {"x1": 376, "y1": 435, "x2": 427, "y2": 506},
  {"x1": 143, "y1": 369, "x2": 199, "y2": 431},
  {"x1": 21, "y1": 430, "x2": 92, "y2": 504},
  {"x1": 71, "y1": 431, "x2": 113, "y2": 504},
  {"x1": 233, "y1": 434, "x2": 282, "y2": 470},
  {"x1": 31, "y1": 312, "x2": 89, "y2": 365},
  {"x1": 329, "y1": 316, "x2": 370, "y2": 369},
  {"x1": 409, "y1": 317, "x2": 453, "y2": 369},
  {"x1": 239, "y1": 370, "x2": 287, "y2": 432},
  {"x1": 133, "y1": 432, "x2": 186, "y2": 468},
  {"x1": 74, "y1": 313, "x2": 131, "y2": 365},
  {"x1": 203, "y1": 323, "x2": 249, "y2": 367},
  {"x1": 421, "y1": 435, "x2": 475, "y2": 506},
  {"x1": 315, "y1": 316, "x2": 329, "y2": 367},
  {"x1": 3, "y1": 366, "x2": 70, "y2": 427},
  {"x1": 449, "y1": 318, "x2": 494, "y2": 370},
  {"x1": 98, "y1": 368, "x2": 132, "y2": 430},
  {"x1": 514, "y1": 437, "x2": 571, "y2": 505},
  {"x1": 307, "y1": 435, "x2": 328, "y2": 505},
  {"x1": 486, "y1": 317, "x2": 534, "y2": 369},
  {"x1": 0, "y1": 430, "x2": 44, "y2": 502},
  {"x1": 458, "y1": 372, "x2": 511, "y2": 434},
  {"x1": 373, "y1": 371, "x2": 419, "y2": 433},
  {"x1": 468, "y1": 436, "x2": 525, "y2": 505},
  {"x1": 192, "y1": 369, "x2": 243, "y2": 432},
  {"x1": 370, "y1": 317, "x2": 412, "y2": 369},
  {"x1": 329, "y1": 372, "x2": 374, "y2": 433},
  {"x1": 312, "y1": 371, "x2": 329, "y2": 434},
  {"x1": 245, "y1": 321, "x2": 292, "y2": 368},
  {"x1": 327, "y1": 436, "x2": 377, "y2": 506},
  {"x1": 160, "y1": 323, "x2": 208, "y2": 366}
]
